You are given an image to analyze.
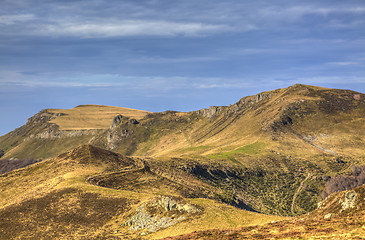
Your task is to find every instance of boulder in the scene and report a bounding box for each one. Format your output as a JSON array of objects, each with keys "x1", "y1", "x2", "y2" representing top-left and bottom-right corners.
[{"x1": 341, "y1": 190, "x2": 358, "y2": 210}]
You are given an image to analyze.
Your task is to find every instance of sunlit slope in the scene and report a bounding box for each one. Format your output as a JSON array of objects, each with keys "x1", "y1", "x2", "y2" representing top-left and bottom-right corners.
[
  {"x1": 0, "y1": 105, "x2": 151, "y2": 159},
  {"x1": 135, "y1": 84, "x2": 365, "y2": 159},
  {"x1": 0, "y1": 145, "x2": 285, "y2": 239},
  {"x1": 48, "y1": 104, "x2": 151, "y2": 130},
  {"x1": 163, "y1": 184, "x2": 365, "y2": 240},
  {"x1": 0, "y1": 84, "x2": 363, "y2": 161}
]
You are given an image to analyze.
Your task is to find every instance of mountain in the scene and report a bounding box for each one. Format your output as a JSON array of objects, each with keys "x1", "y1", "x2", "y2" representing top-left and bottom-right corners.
[
  {"x1": 1, "y1": 84, "x2": 364, "y2": 160},
  {"x1": 0, "y1": 84, "x2": 364, "y2": 239}
]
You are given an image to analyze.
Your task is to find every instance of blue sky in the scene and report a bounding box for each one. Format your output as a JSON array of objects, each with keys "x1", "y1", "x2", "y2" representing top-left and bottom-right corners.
[{"x1": 1, "y1": 0, "x2": 365, "y2": 135}]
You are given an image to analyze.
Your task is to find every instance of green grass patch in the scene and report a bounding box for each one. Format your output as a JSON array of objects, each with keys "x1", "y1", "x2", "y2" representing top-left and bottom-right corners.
[{"x1": 209, "y1": 142, "x2": 266, "y2": 160}]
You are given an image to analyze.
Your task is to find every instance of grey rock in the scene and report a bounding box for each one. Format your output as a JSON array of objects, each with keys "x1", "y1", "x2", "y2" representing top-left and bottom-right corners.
[
  {"x1": 197, "y1": 106, "x2": 225, "y2": 119},
  {"x1": 110, "y1": 115, "x2": 123, "y2": 128},
  {"x1": 341, "y1": 190, "x2": 358, "y2": 211},
  {"x1": 123, "y1": 196, "x2": 200, "y2": 234},
  {"x1": 128, "y1": 119, "x2": 139, "y2": 125},
  {"x1": 158, "y1": 196, "x2": 178, "y2": 211}
]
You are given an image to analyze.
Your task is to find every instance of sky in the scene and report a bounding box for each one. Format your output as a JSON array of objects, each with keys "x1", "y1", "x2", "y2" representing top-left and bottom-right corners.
[{"x1": 1, "y1": 0, "x2": 365, "y2": 136}]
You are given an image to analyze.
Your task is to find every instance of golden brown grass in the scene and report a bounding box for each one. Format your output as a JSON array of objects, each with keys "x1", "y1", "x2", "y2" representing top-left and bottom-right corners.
[
  {"x1": 148, "y1": 198, "x2": 287, "y2": 240},
  {"x1": 48, "y1": 104, "x2": 151, "y2": 130},
  {"x1": 0, "y1": 145, "x2": 287, "y2": 239}
]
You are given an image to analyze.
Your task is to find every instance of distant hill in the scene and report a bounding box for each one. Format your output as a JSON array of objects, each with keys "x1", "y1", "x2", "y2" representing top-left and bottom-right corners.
[{"x1": 1, "y1": 84, "x2": 364, "y2": 160}]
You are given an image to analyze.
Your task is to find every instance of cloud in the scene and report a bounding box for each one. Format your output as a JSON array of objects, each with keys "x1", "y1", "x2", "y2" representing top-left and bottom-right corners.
[
  {"x1": 272, "y1": 76, "x2": 365, "y2": 86},
  {"x1": 34, "y1": 20, "x2": 232, "y2": 38},
  {"x1": 326, "y1": 62, "x2": 359, "y2": 66},
  {"x1": 0, "y1": 70, "x2": 253, "y2": 92},
  {"x1": 0, "y1": 14, "x2": 35, "y2": 25},
  {"x1": 129, "y1": 56, "x2": 221, "y2": 64}
]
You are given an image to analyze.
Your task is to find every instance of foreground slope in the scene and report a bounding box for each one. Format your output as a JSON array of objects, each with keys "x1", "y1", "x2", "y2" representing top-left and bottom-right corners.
[
  {"x1": 163, "y1": 184, "x2": 365, "y2": 240},
  {"x1": 0, "y1": 145, "x2": 284, "y2": 239}
]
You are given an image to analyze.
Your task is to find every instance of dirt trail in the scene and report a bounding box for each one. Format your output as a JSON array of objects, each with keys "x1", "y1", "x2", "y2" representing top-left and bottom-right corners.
[{"x1": 291, "y1": 173, "x2": 312, "y2": 215}]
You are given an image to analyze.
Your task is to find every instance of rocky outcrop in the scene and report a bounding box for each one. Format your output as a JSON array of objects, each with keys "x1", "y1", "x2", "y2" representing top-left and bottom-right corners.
[
  {"x1": 27, "y1": 128, "x2": 99, "y2": 140},
  {"x1": 232, "y1": 92, "x2": 272, "y2": 112},
  {"x1": 315, "y1": 184, "x2": 365, "y2": 221},
  {"x1": 107, "y1": 129, "x2": 132, "y2": 150},
  {"x1": 106, "y1": 115, "x2": 139, "y2": 150},
  {"x1": 110, "y1": 115, "x2": 123, "y2": 129},
  {"x1": 340, "y1": 190, "x2": 358, "y2": 211},
  {"x1": 123, "y1": 196, "x2": 200, "y2": 235},
  {"x1": 197, "y1": 106, "x2": 226, "y2": 119},
  {"x1": 10, "y1": 110, "x2": 97, "y2": 140}
]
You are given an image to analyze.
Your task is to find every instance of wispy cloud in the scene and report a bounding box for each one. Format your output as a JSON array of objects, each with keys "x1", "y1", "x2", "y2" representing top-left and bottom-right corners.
[
  {"x1": 0, "y1": 14, "x2": 35, "y2": 25},
  {"x1": 32, "y1": 20, "x2": 232, "y2": 38},
  {"x1": 0, "y1": 71, "x2": 253, "y2": 92},
  {"x1": 2, "y1": 70, "x2": 365, "y2": 94},
  {"x1": 326, "y1": 62, "x2": 359, "y2": 66},
  {"x1": 129, "y1": 56, "x2": 221, "y2": 64}
]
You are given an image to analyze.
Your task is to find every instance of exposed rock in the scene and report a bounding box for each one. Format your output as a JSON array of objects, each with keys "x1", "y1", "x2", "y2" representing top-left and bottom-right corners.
[
  {"x1": 340, "y1": 190, "x2": 358, "y2": 211},
  {"x1": 28, "y1": 128, "x2": 98, "y2": 140},
  {"x1": 156, "y1": 196, "x2": 199, "y2": 213},
  {"x1": 324, "y1": 213, "x2": 332, "y2": 219},
  {"x1": 128, "y1": 119, "x2": 139, "y2": 125},
  {"x1": 123, "y1": 196, "x2": 200, "y2": 234},
  {"x1": 107, "y1": 129, "x2": 132, "y2": 150},
  {"x1": 233, "y1": 92, "x2": 272, "y2": 111},
  {"x1": 353, "y1": 94, "x2": 361, "y2": 100},
  {"x1": 26, "y1": 110, "x2": 55, "y2": 125},
  {"x1": 197, "y1": 106, "x2": 225, "y2": 119},
  {"x1": 110, "y1": 115, "x2": 123, "y2": 128}
]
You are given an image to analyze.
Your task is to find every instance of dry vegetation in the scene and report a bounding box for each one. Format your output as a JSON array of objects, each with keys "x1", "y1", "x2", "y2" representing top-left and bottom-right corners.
[
  {"x1": 48, "y1": 104, "x2": 151, "y2": 130},
  {"x1": 0, "y1": 145, "x2": 286, "y2": 239},
  {"x1": 0, "y1": 84, "x2": 364, "y2": 239},
  {"x1": 163, "y1": 184, "x2": 365, "y2": 239}
]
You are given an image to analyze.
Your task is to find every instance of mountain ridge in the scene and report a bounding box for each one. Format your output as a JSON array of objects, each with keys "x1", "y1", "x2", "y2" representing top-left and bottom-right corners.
[
  {"x1": 0, "y1": 84, "x2": 364, "y2": 238},
  {"x1": 0, "y1": 84, "x2": 364, "y2": 215}
]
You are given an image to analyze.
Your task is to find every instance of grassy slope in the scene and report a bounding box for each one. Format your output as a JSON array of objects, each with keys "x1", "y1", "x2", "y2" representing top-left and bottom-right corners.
[
  {"x1": 0, "y1": 145, "x2": 286, "y2": 239},
  {"x1": 163, "y1": 184, "x2": 365, "y2": 240},
  {"x1": 48, "y1": 104, "x2": 151, "y2": 130},
  {"x1": 0, "y1": 84, "x2": 364, "y2": 217}
]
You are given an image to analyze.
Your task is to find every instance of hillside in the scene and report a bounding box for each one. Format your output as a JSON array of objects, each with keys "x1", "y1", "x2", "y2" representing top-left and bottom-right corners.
[
  {"x1": 48, "y1": 104, "x2": 151, "y2": 130},
  {"x1": 163, "y1": 184, "x2": 365, "y2": 239},
  {"x1": 1, "y1": 84, "x2": 364, "y2": 160},
  {"x1": 0, "y1": 145, "x2": 285, "y2": 239},
  {"x1": 0, "y1": 84, "x2": 364, "y2": 228}
]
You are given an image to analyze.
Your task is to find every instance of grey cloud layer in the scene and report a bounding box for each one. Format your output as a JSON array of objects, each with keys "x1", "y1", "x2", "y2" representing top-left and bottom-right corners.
[{"x1": 1, "y1": 1, "x2": 364, "y2": 38}]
